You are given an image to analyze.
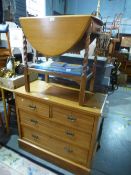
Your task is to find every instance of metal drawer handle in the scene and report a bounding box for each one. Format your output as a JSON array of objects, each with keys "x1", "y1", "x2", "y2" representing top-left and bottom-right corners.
[
  {"x1": 30, "y1": 119, "x2": 38, "y2": 125},
  {"x1": 67, "y1": 115, "x2": 76, "y2": 122},
  {"x1": 32, "y1": 134, "x2": 39, "y2": 140},
  {"x1": 65, "y1": 130, "x2": 75, "y2": 137},
  {"x1": 64, "y1": 147, "x2": 73, "y2": 153},
  {"x1": 28, "y1": 105, "x2": 36, "y2": 110}
]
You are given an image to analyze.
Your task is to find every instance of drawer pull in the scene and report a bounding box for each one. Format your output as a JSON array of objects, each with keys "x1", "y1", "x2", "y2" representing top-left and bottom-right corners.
[
  {"x1": 67, "y1": 115, "x2": 76, "y2": 122},
  {"x1": 64, "y1": 147, "x2": 73, "y2": 153},
  {"x1": 65, "y1": 130, "x2": 75, "y2": 137},
  {"x1": 28, "y1": 105, "x2": 36, "y2": 110},
  {"x1": 32, "y1": 134, "x2": 39, "y2": 140},
  {"x1": 30, "y1": 119, "x2": 38, "y2": 125}
]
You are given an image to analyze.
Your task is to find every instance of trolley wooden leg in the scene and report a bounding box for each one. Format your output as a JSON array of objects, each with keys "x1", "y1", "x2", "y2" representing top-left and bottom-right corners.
[{"x1": 79, "y1": 75, "x2": 87, "y2": 106}]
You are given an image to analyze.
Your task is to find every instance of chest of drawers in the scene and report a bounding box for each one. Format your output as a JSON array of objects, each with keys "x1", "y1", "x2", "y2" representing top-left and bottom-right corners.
[{"x1": 15, "y1": 80, "x2": 106, "y2": 175}]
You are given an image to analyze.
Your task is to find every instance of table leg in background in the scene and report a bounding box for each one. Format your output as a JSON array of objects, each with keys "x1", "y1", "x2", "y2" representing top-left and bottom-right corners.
[{"x1": 1, "y1": 88, "x2": 9, "y2": 133}]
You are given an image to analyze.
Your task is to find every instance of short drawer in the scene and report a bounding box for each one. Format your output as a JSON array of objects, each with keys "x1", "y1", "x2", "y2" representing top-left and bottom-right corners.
[
  {"x1": 21, "y1": 126, "x2": 88, "y2": 166},
  {"x1": 16, "y1": 95, "x2": 49, "y2": 117},
  {"x1": 52, "y1": 106, "x2": 95, "y2": 133},
  {"x1": 19, "y1": 110, "x2": 91, "y2": 149}
]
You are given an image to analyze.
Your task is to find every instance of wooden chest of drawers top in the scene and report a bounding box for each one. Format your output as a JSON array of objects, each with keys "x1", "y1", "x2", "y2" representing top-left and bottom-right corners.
[{"x1": 15, "y1": 80, "x2": 106, "y2": 115}]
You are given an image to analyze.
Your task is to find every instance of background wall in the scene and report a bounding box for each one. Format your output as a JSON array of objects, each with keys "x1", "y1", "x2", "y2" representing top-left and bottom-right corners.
[
  {"x1": 46, "y1": 0, "x2": 66, "y2": 15},
  {"x1": 66, "y1": 0, "x2": 131, "y2": 34},
  {"x1": 66, "y1": 0, "x2": 98, "y2": 15},
  {"x1": 2, "y1": 0, "x2": 26, "y2": 25},
  {"x1": 2, "y1": 0, "x2": 131, "y2": 34},
  {"x1": 0, "y1": 0, "x2": 3, "y2": 23},
  {"x1": 15, "y1": 0, "x2": 26, "y2": 25}
]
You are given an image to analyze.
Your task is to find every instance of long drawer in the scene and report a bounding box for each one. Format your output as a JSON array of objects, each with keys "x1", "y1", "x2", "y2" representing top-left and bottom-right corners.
[
  {"x1": 16, "y1": 95, "x2": 49, "y2": 118},
  {"x1": 52, "y1": 106, "x2": 95, "y2": 133},
  {"x1": 21, "y1": 126, "x2": 88, "y2": 166},
  {"x1": 19, "y1": 110, "x2": 92, "y2": 149}
]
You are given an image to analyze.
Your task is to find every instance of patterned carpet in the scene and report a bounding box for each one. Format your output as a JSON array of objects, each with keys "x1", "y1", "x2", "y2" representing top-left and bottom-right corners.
[{"x1": 0, "y1": 145, "x2": 58, "y2": 175}]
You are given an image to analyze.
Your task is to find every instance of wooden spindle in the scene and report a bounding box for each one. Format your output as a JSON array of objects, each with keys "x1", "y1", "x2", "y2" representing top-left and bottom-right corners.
[{"x1": 23, "y1": 34, "x2": 30, "y2": 92}]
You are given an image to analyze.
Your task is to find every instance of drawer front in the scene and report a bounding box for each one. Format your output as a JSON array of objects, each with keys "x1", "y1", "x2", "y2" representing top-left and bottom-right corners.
[
  {"x1": 21, "y1": 126, "x2": 88, "y2": 166},
  {"x1": 16, "y1": 95, "x2": 49, "y2": 117},
  {"x1": 19, "y1": 111, "x2": 92, "y2": 149},
  {"x1": 52, "y1": 107, "x2": 95, "y2": 133}
]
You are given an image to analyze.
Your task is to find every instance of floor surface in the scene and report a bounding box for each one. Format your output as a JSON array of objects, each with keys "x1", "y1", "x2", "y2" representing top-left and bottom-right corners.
[
  {"x1": 0, "y1": 146, "x2": 58, "y2": 175},
  {"x1": 0, "y1": 86, "x2": 131, "y2": 175}
]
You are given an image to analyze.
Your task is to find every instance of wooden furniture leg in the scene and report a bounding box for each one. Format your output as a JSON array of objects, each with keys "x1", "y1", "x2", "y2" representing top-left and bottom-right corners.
[
  {"x1": 6, "y1": 31, "x2": 12, "y2": 56},
  {"x1": 7, "y1": 98, "x2": 16, "y2": 126},
  {"x1": 24, "y1": 67, "x2": 30, "y2": 92},
  {"x1": 89, "y1": 55, "x2": 97, "y2": 92},
  {"x1": 1, "y1": 88, "x2": 9, "y2": 133},
  {"x1": 89, "y1": 35, "x2": 100, "y2": 92},
  {"x1": 79, "y1": 33, "x2": 90, "y2": 106},
  {"x1": 79, "y1": 74, "x2": 87, "y2": 106},
  {"x1": 23, "y1": 35, "x2": 30, "y2": 92},
  {"x1": 45, "y1": 57, "x2": 49, "y2": 82}
]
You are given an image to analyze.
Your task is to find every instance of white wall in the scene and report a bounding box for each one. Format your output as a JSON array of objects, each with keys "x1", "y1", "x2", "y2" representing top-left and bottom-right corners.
[{"x1": 26, "y1": 0, "x2": 46, "y2": 17}]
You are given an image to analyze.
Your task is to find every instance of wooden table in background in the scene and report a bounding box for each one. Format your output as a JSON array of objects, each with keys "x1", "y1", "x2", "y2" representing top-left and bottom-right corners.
[{"x1": 0, "y1": 86, "x2": 15, "y2": 133}]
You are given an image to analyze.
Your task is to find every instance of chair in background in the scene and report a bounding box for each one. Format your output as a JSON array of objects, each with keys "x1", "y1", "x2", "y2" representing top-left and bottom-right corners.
[
  {"x1": 105, "y1": 13, "x2": 123, "y2": 38},
  {"x1": 0, "y1": 24, "x2": 12, "y2": 68}
]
